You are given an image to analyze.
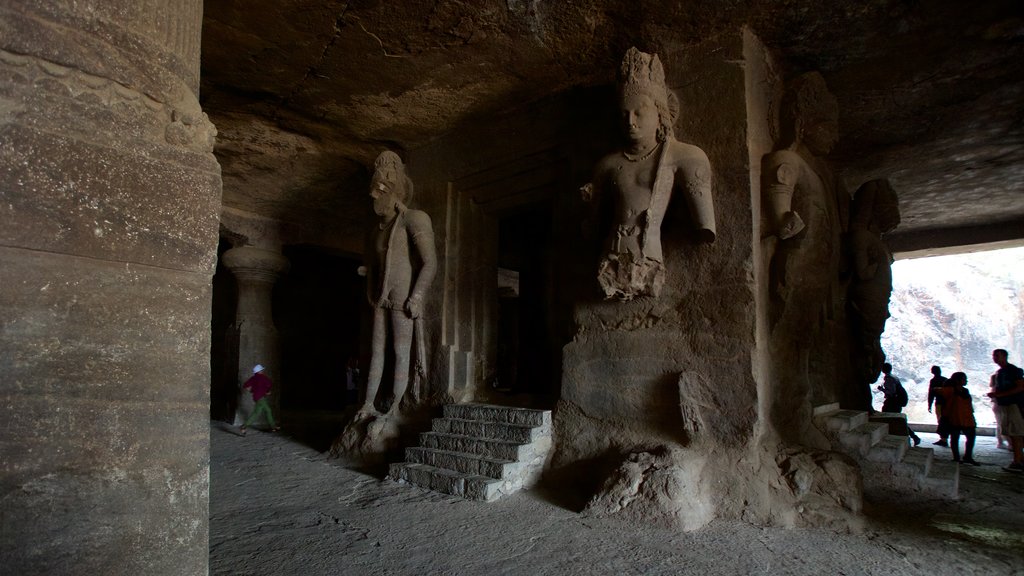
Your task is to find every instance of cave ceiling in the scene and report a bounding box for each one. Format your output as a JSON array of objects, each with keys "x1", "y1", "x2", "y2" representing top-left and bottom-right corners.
[{"x1": 200, "y1": 0, "x2": 1024, "y2": 245}]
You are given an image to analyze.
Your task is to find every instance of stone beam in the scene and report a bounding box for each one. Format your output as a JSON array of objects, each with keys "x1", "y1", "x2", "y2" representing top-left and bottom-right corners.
[{"x1": 888, "y1": 218, "x2": 1024, "y2": 260}]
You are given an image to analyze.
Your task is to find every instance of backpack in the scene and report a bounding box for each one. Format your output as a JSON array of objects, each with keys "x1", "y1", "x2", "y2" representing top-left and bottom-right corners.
[{"x1": 896, "y1": 383, "x2": 909, "y2": 408}]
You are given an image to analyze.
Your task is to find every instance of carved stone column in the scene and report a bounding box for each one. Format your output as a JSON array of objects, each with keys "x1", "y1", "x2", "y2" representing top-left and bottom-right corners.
[
  {"x1": 0, "y1": 1, "x2": 218, "y2": 573},
  {"x1": 222, "y1": 246, "x2": 289, "y2": 426}
]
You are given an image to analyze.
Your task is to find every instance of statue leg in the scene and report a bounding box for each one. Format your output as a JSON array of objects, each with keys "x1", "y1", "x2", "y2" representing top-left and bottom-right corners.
[
  {"x1": 359, "y1": 307, "x2": 387, "y2": 417},
  {"x1": 387, "y1": 313, "x2": 414, "y2": 415}
]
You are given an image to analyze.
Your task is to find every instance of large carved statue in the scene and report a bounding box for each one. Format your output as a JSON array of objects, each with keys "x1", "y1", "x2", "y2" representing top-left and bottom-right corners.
[
  {"x1": 358, "y1": 151, "x2": 437, "y2": 418},
  {"x1": 763, "y1": 72, "x2": 850, "y2": 441},
  {"x1": 582, "y1": 47, "x2": 715, "y2": 300},
  {"x1": 847, "y1": 178, "x2": 900, "y2": 393}
]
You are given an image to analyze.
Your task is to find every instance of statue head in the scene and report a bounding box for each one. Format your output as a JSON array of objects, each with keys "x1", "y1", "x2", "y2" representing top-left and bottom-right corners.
[
  {"x1": 618, "y1": 47, "x2": 678, "y2": 144},
  {"x1": 851, "y1": 178, "x2": 900, "y2": 234},
  {"x1": 370, "y1": 151, "x2": 413, "y2": 218},
  {"x1": 779, "y1": 72, "x2": 839, "y2": 155}
]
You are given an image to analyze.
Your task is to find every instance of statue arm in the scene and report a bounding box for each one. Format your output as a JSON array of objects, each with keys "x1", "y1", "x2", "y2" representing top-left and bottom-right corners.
[
  {"x1": 762, "y1": 152, "x2": 804, "y2": 240},
  {"x1": 406, "y1": 210, "x2": 437, "y2": 317},
  {"x1": 364, "y1": 240, "x2": 378, "y2": 308},
  {"x1": 580, "y1": 160, "x2": 612, "y2": 244},
  {"x1": 581, "y1": 159, "x2": 610, "y2": 203},
  {"x1": 678, "y1": 147, "x2": 715, "y2": 243}
]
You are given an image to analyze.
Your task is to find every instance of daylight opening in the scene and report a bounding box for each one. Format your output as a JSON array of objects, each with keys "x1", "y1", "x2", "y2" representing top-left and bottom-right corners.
[{"x1": 877, "y1": 246, "x2": 1024, "y2": 427}]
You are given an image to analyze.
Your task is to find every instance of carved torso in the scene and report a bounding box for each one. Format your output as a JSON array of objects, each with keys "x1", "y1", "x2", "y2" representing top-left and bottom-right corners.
[
  {"x1": 600, "y1": 139, "x2": 714, "y2": 263},
  {"x1": 369, "y1": 209, "x2": 435, "y2": 310}
]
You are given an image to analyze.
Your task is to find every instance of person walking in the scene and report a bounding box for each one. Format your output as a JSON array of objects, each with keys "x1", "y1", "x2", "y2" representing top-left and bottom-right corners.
[
  {"x1": 927, "y1": 365, "x2": 950, "y2": 447},
  {"x1": 938, "y1": 372, "x2": 979, "y2": 466},
  {"x1": 241, "y1": 364, "x2": 279, "y2": 435},
  {"x1": 878, "y1": 363, "x2": 921, "y2": 446}
]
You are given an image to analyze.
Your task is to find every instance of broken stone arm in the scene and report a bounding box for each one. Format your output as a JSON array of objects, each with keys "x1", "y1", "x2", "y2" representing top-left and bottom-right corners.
[
  {"x1": 763, "y1": 152, "x2": 805, "y2": 240},
  {"x1": 679, "y1": 151, "x2": 716, "y2": 243}
]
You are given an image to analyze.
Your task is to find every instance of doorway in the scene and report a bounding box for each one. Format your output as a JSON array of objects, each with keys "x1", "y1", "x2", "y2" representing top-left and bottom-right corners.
[
  {"x1": 274, "y1": 245, "x2": 364, "y2": 412},
  {"x1": 494, "y1": 202, "x2": 558, "y2": 406}
]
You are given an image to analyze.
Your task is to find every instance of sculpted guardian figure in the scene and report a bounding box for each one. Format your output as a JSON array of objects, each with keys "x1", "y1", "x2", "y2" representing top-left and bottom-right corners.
[
  {"x1": 763, "y1": 72, "x2": 851, "y2": 437},
  {"x1": 583, "y1": 47, "x2": 715, "y2": 300},
  {"x1": 847, "y1": 179, "x2": 900, "y2": 392},
  {"x1": 358, "y1": 151, "x2": 437, "y2": 418},
  {"x1": 764, "y1": 72, "x2": 848, "y2": 333}
]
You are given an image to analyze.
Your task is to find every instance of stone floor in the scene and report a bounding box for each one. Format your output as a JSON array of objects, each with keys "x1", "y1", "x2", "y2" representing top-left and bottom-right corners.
[{"x1": 210, "y1": 415, "x2": 1024, "y2": 576}]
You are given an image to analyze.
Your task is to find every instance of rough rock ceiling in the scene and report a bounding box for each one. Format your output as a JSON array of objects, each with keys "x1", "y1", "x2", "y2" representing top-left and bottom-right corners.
[{"x1": 200, "y1": 0, "x2": 1024, "y2": 244}]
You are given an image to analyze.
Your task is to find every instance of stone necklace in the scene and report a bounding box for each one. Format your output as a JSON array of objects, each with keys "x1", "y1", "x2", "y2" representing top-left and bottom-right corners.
[{"x1": 622, "y1": 141, "x2": 661, "y2": 163}]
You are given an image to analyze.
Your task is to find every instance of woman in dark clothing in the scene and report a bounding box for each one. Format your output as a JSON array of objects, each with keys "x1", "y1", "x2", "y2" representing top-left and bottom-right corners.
[{"x1": 939, "y1": 372, "x2": 979, "y2": 466}]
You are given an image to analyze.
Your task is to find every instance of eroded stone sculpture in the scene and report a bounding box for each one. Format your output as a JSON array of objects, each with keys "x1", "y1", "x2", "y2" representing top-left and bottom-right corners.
[
  {"x1": 765, "y1": 71, "x2": 848, "y2": 325},
  {"x1": 847, "y1": 178, "x2": 900, "y2": 394},
  {"x1": 358, "y1": 151, "x2": 437, "y2": 418},
  {"x1": 582, "y1": 47, "x2": 715, "y2": 300},
  {"x1": 763, "y1": 71, "x2": 849, "y2": 442}
]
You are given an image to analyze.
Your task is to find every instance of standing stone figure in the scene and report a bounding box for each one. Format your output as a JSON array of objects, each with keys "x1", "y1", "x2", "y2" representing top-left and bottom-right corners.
[
  {"x1": 847, "y1": 179, "x2": 900, "y2": 395},
  {"x1": 763, "y1": 72, "x2": 849, "y2": 437},
  {"x1": 764, "y1": 71, "x2": 848, "y2": 329},
  {"x1": 582, "y1": 47, "x2": 715, "y2": 300},
  {"x1": 358, "y1": 151, "x2": 437, "y2": 418}
]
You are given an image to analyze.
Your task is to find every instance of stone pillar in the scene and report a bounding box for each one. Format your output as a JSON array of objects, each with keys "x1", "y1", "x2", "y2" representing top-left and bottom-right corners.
[
  {"x1": 0, "y1": 1, "x2": 219, "y2": 574},
  {"x1": 222, "y1": 246, "x2": 289, "y2": 426}
]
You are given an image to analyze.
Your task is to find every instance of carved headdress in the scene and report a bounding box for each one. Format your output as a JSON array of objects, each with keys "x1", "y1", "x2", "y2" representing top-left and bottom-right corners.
[
  {"x1": 371, "y1": 150, "x2": 414, "y2": 205},
  {"x1": 779, "y1": 72, "x2": 839, "y2": 144},
  {"x1": 618, "y1": 47, "x2": 678, "y2": 142}
]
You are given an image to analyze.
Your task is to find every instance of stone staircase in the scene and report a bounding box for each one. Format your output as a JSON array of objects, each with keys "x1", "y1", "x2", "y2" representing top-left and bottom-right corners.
[
  {"x1": 387, "y1": 403, "x2": 553, "y2": 502},
  {"x1": 814, "y1": 404, "x2": 958, "y2": 499}
]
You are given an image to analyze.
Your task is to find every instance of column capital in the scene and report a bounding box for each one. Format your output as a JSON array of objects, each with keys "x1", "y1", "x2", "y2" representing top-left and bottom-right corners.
[{"x1": 222, "y1": 246, "x2": 289, "y2": 283}]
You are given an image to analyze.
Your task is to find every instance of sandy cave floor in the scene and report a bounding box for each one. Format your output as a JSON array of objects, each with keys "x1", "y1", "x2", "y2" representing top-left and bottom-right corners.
[{"x1": 210, "y1": 414, "x2": 1024, "y2": 576}]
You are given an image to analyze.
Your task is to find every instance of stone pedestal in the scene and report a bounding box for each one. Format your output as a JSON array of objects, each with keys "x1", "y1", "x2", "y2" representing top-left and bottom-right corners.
[
  {"x1": 0, "y1": 1, "x2": 218, "y2": 573},
  {"x1": 222, "y1": 246, "x2": 289, "y2": 426}
]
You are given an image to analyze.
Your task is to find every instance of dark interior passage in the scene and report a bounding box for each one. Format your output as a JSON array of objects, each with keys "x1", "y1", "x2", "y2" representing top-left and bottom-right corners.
[
  {"x1": 496, "y1": 202, "x2": 557, "y2": 403},
  {"x1": 274, "y1": 245, "x2": 364, "y2": 411},
  {"x1": 210, "y1": 238, "x2": 239, "y2": 422}
]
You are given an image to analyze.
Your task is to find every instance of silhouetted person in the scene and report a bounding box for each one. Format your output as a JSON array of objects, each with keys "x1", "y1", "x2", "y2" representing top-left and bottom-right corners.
[
  {"x1": 989, "y1": 349, "x2": 1024, "y2": 472},
  {"x1": 878, "y1": 362, "x2": 920, "y2": 446},
  {"x1": 927, "y1": 365, "x2": 950, "y2": 446},
  {"x1": 939, "y1": 372, "x2": 979, "y2": 465}
]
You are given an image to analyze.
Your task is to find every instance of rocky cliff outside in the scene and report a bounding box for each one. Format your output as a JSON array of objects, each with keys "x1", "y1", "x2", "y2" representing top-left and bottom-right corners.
[{"x1": 877, "y1": 246, "x2": 1024, "y2": 427}]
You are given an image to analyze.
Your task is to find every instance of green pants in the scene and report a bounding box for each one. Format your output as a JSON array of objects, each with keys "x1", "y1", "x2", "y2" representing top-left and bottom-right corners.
[{"x1": 243, "y1": 398, "x2": 276, "y2": 428}]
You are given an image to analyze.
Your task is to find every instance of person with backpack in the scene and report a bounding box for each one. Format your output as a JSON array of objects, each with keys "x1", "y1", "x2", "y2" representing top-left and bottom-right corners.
[
  {"x1": 938, "y1": 372, "x2": 980, "y2": 465},
  {"x1": 878, "y1": 362, "x2": 921, "y2": 446}
]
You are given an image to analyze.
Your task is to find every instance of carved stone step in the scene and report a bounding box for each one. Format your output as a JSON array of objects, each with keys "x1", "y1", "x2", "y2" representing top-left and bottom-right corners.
[
  {"x1": 838, "y1": 422, "x2": 889, "y2": 456},
  {"x1": 432, "y1": 417, "x2": 541, "y2": 444},
  {"x1": 920, "y1": 461, "x2": 959, "y2": 499},
  {"x1": 443, "y1": 403, "x2": 552, "y2": 427},
  {"x1": 865, "y1": 434, "x2": 910, "y2": 463},
  {"x1": 391, "y1": 403, "x2": 554, "y2": 501},
  {"x1": 817, "y1": 406, "x2": 958, "y2": 500},
  {"x1": 388, "y1": 462, "x2": 501, "y2": 502},
  {"x1": 420, "y1": 431, "x2": 532, "y2": 461},
  {"x1": 820, "y1": 409, "x2": 869, "y2": 433},
  {"x1": 405, "y1": 447, "x2": 521, "y2": 479},
  {"x1": 898, "y1": 446, "x2": 935, "y2": 478}
]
